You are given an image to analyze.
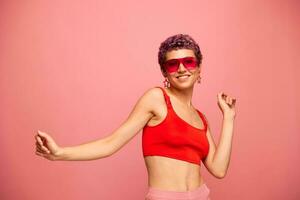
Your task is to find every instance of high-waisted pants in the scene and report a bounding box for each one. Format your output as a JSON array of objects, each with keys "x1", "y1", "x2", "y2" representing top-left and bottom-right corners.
[{"x1": 145, "y1": 183, "x2": 211, "y2": 200}]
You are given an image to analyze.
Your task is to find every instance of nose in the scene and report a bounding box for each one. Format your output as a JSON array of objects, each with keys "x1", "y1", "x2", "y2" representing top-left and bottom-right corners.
[{"x1": 178, "y1": 62, "x2": 187, "y2": 72}]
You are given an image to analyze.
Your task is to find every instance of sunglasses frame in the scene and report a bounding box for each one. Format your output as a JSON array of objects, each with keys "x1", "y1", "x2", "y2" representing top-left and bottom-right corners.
[{"x1": 163, "y1": 56, "x2": 199, "y2": 73}]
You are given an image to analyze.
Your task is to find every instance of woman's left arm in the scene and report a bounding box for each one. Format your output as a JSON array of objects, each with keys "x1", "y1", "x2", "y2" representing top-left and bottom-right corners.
[{"x1": 202, "y1": 92, "x2": 236, "y2": 179}]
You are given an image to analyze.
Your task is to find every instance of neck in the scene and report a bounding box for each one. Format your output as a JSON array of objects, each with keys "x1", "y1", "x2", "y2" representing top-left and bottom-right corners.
[{"x1": 168, "y1": 86, "x2": 194, "y2": 108}]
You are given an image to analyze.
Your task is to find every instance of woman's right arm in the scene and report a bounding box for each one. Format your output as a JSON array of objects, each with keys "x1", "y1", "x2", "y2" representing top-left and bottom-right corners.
[{"x1": 35, "y1": 87, "x2": 158, "y2": 161}]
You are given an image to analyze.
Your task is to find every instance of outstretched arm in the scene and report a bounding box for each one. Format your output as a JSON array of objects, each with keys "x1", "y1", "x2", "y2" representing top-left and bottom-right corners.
[{"x1": 35, "y1": 88, "x2": 157, "y2": 161}]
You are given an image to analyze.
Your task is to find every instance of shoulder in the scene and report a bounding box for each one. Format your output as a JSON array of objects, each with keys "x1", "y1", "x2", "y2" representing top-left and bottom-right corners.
[
  {"x1": 141, "y1": 87, "x2": 165, "y2": 101},
  {"x1": 138, "y1": 87, "x2": 166, "y2": 111}
]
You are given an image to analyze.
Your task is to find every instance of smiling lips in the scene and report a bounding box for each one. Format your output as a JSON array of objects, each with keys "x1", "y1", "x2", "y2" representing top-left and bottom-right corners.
[{"x1": 176, "y1": 74, "x2": 190, "y2": 79}]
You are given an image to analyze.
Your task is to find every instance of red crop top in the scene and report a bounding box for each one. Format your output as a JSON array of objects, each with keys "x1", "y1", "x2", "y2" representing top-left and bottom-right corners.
[{"x1": 142, "y1": 86, "x2": 210, "y2": 165}]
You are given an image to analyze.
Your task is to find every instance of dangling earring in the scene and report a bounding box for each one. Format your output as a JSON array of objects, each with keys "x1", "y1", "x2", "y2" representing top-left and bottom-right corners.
[
  {"x1": 163, "y1": 77, "x2": 170, "y2": 88},
  {"x1": 197, "y1": 76, "x2": 201, "y2": 84}
]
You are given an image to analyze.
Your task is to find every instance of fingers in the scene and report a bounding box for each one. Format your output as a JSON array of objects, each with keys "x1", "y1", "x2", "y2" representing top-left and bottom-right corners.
[
  {"x1": 226, "y1": 96, "x2": 230, "y2": 104},
  {"x1": 35, "y1": 141, "x2": 53, "y2": 160},
  {"x1": 228, "y1": 96, "x2": 236, "y2": 107},
  {"x1": 35, "y1": 151, "x2": 47, "y2": 157},
  {"x1": 37, "y1": 144, "x2": 50, "y2": 154},
  {"x1": 35, "y1": 151, "x2": 53, "y2": 160},
  {"x1": 35, "y1": 134, "x2": 43, "y2": 146},
  {"x1": 35, "y1": 131, "x2": 50, "y2": 154},
  {"x1": 37, "y1": 130, "x2": 55, "y2": 144},
  {"x1": 217, "y1": 92, "x2": 225, "y2": 102},
  {"x1": 231, "y1": 98, "x2": 236, "y2": 107},
  {"x1": 35, "y1": 141, "x2": 50, "y2": 154},
  {"x1": 218, "y1": 92, "x2": 236, "y2": 107},
  {"x1": 37, "y1": 130, "x2": 48, "y2": 140}
]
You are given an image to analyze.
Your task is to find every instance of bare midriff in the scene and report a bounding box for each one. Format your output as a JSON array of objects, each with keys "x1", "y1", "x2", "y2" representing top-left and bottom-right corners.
[{"x1": 144, "y1": 155, "x2": 205, "y2": 192}]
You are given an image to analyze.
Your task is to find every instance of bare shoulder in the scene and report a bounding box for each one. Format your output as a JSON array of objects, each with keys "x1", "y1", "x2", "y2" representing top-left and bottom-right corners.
[
  {"x1": 143, "y1": 87, "x2": 165, "y2": 99},
  {"x1": 140, "y1": 87, "x2": 166, "y2": 111},
  {"x1": 105, "y1": 87, "x2": 166, "y2": 155}
]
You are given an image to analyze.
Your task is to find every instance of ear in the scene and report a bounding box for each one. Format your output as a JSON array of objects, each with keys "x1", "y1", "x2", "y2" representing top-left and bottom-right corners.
[{"x1": 198, "y1": 64, "x2": 202, "y2": 73}]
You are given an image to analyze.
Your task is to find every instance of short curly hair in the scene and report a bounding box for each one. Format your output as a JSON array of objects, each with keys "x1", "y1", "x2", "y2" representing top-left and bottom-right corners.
[{"x1": 158, "y1": 34, "x2": 203, "y2": 74}]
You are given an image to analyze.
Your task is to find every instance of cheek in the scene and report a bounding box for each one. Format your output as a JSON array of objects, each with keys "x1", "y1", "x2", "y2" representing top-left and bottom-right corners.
[
  {"x1": 191, "y1": 68, "x2": 200, "y2": 76},
  {"x1": 194, "y1": 70, "x2": 201, "y2": 77},
  {"x1": 170, "y1": 75, "x2": 177, "y2": 81}
]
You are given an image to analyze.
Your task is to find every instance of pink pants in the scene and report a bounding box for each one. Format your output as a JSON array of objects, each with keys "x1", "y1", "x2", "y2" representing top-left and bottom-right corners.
[{"x1": 145, "y1": 183, "x2": 211, "y2": 200}]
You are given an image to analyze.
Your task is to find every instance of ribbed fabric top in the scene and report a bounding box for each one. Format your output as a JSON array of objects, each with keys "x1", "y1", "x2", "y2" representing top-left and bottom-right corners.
[{"x1": 142, "y1": 86, "x2": 210, "y2": 165}]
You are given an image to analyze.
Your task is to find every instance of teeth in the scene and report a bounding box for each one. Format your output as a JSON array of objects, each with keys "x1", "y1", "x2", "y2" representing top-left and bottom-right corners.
[{"x1": 177, "y1": 75, "x2": 189, "y2": 78}]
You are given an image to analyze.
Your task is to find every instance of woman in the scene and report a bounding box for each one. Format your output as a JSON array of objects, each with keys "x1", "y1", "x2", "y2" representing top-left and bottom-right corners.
[{"x1": 35, "y1": 34, "x2": 236, "y2": 200}]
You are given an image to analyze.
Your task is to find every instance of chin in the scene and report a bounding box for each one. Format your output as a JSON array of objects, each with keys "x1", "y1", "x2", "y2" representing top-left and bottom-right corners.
[{"x1": 172, "y1": 82, "x2": 195, "y2": 90}]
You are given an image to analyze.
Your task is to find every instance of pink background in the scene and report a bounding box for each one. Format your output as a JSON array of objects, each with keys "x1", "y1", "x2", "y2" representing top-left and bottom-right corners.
[{"x1": 0, "y1": 0, "x2": 299, "y2": 199}]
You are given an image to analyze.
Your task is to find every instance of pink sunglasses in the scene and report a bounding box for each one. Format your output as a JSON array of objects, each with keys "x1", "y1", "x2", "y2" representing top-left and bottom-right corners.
[{"x1": 163, "y1": 57, "x2": 198, "y2": 73}]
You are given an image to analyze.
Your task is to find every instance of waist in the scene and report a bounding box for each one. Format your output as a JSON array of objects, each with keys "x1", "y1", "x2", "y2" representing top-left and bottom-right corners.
[
  {"x1": 145, "y1": 156, "x2": 204, "y2": 191},
  {"x1": 146, "y1": 182, "x2": 210, "y2": 199},
  {"x1": 148, "y1": 178, "x2": 205, "y2": 192}
]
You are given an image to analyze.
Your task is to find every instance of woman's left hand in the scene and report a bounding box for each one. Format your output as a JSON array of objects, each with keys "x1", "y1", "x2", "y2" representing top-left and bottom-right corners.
[{"x1": 217, "y1": 92, "x2": 236, "y2": 119}]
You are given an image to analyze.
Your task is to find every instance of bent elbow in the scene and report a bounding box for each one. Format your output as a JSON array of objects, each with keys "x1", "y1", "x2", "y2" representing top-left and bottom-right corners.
[{"x1": 215, "y1": 171, "x2": 226, "y2": 179}]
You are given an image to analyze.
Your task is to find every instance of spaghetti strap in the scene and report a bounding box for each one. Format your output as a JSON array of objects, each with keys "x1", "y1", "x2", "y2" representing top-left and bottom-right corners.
[
  {"x1": 154, "y1": 86, "x2": 172, "y2": 109},
  {"x1": 196, "y1": 109, "x2": 208, "y2": 131}
]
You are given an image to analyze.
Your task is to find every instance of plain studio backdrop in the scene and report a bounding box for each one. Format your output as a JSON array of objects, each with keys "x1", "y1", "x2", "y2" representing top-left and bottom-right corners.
[{"x1": 0, "y1": 0, "x2": 299, "y2": 199}]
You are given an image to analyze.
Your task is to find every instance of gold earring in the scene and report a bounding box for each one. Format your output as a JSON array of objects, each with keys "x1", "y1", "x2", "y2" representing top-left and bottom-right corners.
[
  {"x1": 163, "y1": 78, "x2": 170, "y2": 88},
  {"x1": 197, "y1": 76, "x2": 201, "y2": 84}
]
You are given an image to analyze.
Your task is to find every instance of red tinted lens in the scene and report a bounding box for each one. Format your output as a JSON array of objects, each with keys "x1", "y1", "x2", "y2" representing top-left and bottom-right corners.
[
  {"x1": 164, "y1": 57, "x2": 198, "y2": 73},
  {"x1": 183, "y1": 57, "x2": 197, "y2": 69},
  {"x1": 164, "y1": 59, "x2": 179, "y2": 73}
]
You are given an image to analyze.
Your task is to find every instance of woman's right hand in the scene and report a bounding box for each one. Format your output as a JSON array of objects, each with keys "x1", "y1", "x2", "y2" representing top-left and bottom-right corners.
[{"x1": 35, "y1": 130, "x2": 64, "y2": 161}]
